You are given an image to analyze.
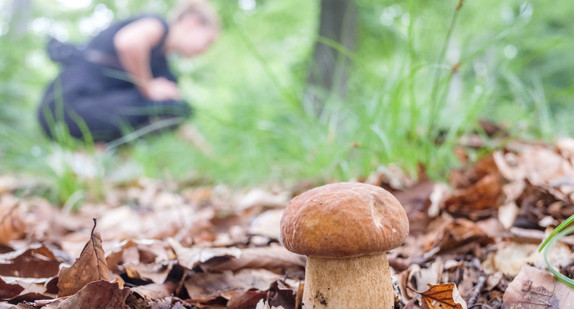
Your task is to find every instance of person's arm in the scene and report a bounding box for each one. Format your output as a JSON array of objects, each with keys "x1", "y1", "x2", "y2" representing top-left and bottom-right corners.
[{"x1": 113, "y1": 17, "x2": 179, "y2": 100}]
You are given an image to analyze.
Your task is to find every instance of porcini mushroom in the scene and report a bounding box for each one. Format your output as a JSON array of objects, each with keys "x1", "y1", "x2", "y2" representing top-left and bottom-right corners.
[{"x1": 280, "y1": 182, "x2": 409, "y2": 308}]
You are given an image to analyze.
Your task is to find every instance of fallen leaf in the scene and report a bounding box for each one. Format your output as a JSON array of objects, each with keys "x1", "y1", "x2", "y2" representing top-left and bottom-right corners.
[
  {"x1": 227, "y1": 290, "x2": 267, "y2": 309},
  {"x1": 200, "y1": 246, "x2": 306, "y2": 272},
  {"x1": 0, "y1": 277, "x2": 24, "y2": 300},
  {"x1": 425, "y1": 219, "x2": 492, "y2": 253},
  {"x1": 444, "y1": 173, "x2": 503, "y2": 217},
  {"x1": 130, "y1": 283, "x2": 173, "y2": 301},
  {"x1": 57, "y1": 219, "x2": 110, "y2": 297},
  {"x1": 394, "y1": 178, "x2": 436, "y2": 234},
  {"x1": 58, "y1": 280, "x2": 129, "y2": 309},
  {"x1": 168, "y1": 238, "x2": 241, "y2": 270},
  {"x1": 0, "y1": 244, "x2": 61, "y2": 278},
  {"x1": 0, "y1": 277, "x2": 55, "y2": 303},
  {"x1": 498, "y1": 202, "x2": 519, "y2": 229},
  {"x1": 0, "y1": 196, "x2": 25, "y2": 245},
  {"x1": 185, "y1": 269, "x2": 283, "y2": 303},
  {"x1": 248, "y1": 209, "x2": 284, "y2": 240},
  {"x1": 267, "y1": 280, "x2": 298, "y2": 309},
  {"x1": 420, "y1": 283, "x2": 468, "y2": 309},
  {"x1": 503, "y1": 265, "x2": 574, "y2": 308},
  {"x1": 482, "y1": 241, "x2": 571, "y2": 277},
  {"x1": 237, "y1": 188, "x2": 290, "y2": 210}
]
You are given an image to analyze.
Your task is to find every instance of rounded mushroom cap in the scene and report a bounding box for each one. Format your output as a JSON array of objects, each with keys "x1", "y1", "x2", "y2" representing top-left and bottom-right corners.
[{"x1": 280, "y1": 182, "x2": 409, "y2": 258}]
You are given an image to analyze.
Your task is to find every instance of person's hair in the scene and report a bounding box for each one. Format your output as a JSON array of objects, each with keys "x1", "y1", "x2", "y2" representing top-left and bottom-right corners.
[{"x1": 171, "y1": 0, "x2": 220, "y2": 28}]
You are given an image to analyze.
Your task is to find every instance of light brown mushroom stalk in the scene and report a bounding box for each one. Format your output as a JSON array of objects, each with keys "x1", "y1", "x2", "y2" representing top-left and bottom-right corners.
[
  {"x1": 280, "y1": 182, "x2": 409, "y2": 309},
  {"x1": 304, "y1": 253, "x2": 393, "y2": 308}
]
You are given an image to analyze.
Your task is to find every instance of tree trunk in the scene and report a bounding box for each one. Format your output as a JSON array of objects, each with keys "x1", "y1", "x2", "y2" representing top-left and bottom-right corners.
[
  {"x1": 8, "y1": 0, "x2": 32, "y2": 39},
  {"x1": 305, "y1": 0, "x2": 357, "y2": 117}
]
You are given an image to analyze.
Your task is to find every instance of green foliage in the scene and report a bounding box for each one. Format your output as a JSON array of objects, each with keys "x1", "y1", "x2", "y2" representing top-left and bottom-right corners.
[
  {"x1": 1, "y1": 0, "x2": 573, "y2": 204},
  {"x1": 539, "y1": 215, "x2": 574, "y2": 288}
]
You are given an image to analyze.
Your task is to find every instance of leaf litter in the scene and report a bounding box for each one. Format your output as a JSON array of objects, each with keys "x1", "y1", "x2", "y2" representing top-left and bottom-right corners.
[{"x1": 2, "y1": 137, "x2": 574, "y2": 308}]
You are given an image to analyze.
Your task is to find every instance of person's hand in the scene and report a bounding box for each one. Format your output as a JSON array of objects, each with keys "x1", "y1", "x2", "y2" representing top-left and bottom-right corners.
[{"x1": 143, "y1": 77, "x2": 180, "y2": 101}]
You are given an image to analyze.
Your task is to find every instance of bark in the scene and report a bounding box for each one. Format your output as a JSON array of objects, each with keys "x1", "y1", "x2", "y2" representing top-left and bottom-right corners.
[
  {"x1": 7, "y1": 0, "x2": 32, "y2": 39},
  {"x1": 305, "y1": 0, "x2": 357, "y2": 116}
]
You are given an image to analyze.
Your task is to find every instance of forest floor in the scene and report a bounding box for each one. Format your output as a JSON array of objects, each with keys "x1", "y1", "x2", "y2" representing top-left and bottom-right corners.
[{"x1": 2, "y1": 129, "x2": 574, "y2": 308}]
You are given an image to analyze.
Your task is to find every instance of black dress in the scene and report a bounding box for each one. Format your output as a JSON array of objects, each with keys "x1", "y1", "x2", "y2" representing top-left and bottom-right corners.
[{"x1": 37, "y1": 15, "x2": 192, "y2": 143}]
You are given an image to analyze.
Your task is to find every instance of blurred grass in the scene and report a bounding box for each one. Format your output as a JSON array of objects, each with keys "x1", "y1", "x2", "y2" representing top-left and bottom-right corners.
[{"x1": 1, "y1": 0, "x2": 573, "y2": 204}]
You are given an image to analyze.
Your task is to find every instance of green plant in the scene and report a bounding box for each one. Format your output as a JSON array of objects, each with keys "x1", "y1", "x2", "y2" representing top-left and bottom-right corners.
[{"x1": 538, "y1": 214, "x2": 574, "y2": 288}]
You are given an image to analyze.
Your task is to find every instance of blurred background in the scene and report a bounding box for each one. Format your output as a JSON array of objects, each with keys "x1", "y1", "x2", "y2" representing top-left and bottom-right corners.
[{"x1": 0, "y1": 0, "x2": 572, "y2": 204}]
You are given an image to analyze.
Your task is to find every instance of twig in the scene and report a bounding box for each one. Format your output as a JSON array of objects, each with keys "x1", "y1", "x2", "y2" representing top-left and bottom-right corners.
[{"x1": 467, "y1": 274, "x2": 486, "y2": 307}]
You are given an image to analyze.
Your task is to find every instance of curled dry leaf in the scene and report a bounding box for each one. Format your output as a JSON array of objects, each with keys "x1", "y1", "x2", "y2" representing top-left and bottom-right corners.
[
  {"x1": 57, "y1": 220, "x2": 110, "y2": 297},
  {"x1": 420, "y1": 283, "x2": 468, "y2": 309},
  {"x1": 58, "y1": 281, "x2": 130, "y2": 309}
]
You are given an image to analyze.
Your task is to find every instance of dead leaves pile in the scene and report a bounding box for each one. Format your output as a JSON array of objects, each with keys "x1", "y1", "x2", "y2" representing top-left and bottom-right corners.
[
  {"x1": 2, "y1": 138, "x2": 574, "y2": 308},
  {"x1": 1, "y1": 184, "x2": 303, "y2": 308}
]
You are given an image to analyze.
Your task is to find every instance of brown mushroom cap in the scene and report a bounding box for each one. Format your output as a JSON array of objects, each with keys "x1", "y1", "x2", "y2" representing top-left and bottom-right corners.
[{"x1": 280, "y1": 182, "x2": 409, "y2": 258}]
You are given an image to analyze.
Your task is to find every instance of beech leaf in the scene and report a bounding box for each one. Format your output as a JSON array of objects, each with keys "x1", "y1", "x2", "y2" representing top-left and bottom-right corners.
[
  {"x1": 421, "y1": 283, "x2": 468, "y2": 309},
  {"x1": 57, "y1": 219, "x2": 110, "y2": 297}
]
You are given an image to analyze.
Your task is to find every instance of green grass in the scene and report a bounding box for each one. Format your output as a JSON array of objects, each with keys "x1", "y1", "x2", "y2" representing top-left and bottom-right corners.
[
  {"x1": 1, "y1": 0, "x2": 573, "y2": 205},
  {"x1": 539, "y1": 214, "x2": 574, "y2": 288}
]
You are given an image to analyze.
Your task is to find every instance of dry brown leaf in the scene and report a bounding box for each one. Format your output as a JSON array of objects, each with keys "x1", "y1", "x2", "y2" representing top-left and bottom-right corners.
[
  {"x1": 444, "y1": 173, "x2": 503, "y2": 217},
  {"x1": 58, "y1": 280, "x2": 130, "y2": 309},
  {"x1": 394, "y1": 179, "x2": 436, "y2": 234},
  {"x1": 482, "y1": 241, "x2": 571, "y2": 277},
  {"x1": 57, "y1": 219, "x2": 110, "y2": 297},
  {"x1": 0, "y1": 244, "x2": 61, "y2": 278},
  {"x1": 425, "y1": 219, "x2": 492, "y2": 253},
  {"x1": 227, "y1": 290, "x2": 267, "y2": 309},
  {"x1": 185, "y1": 269, "x2": 283, "y2": 303},
  {"x1": 0, "y1": 277, "x2": 24, "y2": 300},
  {"x1": 420, "y1": 283, "x2": 468, "y2": 309},
  {"x1": 200, "y1": 246, "x2": 306, "y2": 272},
  {"x1": 130, "y1": 283, "x2": 173, "y2": 301},
  {"x1": 446, "y1": 154, "x2": 504, "y2": 219},
  {"x1": 237, "y1": 188, "x2": 290, "y2": 210},
  {"x1": 0, "y1": 196, "x2": 25, "y2": 245},
  {"x1": 503, "y1": 265, "x2": 574, "y2": 308},
  {"x1": 248, "y1": 209, "x2": 284, "y2": 239},
  {"x1": 168, "y1": 238, "x2": 242, "y2": 270},
  {"x1": 0, "y1": 277, "x2": 55, "y2": 303}
]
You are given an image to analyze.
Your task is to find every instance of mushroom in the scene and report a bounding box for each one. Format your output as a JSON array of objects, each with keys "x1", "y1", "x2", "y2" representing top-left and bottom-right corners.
[{"x1": 280, "y1": 182, "x2": 409, "y2": 308}]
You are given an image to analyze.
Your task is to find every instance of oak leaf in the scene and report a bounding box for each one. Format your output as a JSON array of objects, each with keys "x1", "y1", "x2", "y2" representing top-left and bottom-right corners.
[
  {"x1": 57, "y1": 219, "x2": 110, "y2": 297},
  {"x1": 421, "y1": 283, "x2": 468, "y2": 309}
]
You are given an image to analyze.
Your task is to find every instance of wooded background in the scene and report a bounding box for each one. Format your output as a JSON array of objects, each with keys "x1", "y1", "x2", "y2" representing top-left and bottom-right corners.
[{"x1": 0, "y1": 0, "x2": 573, "y2": 199}]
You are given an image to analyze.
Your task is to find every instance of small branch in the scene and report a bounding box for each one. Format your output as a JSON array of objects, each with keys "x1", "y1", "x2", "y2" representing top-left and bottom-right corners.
[{"x1": 467, "y1": 274, "x2": 486, "y2": 307}]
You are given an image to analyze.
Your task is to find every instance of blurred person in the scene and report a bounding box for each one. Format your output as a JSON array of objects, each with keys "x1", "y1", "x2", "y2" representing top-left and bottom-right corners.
[{"x1": 37, "y1": 0, "x2": 219, "y2": 144}]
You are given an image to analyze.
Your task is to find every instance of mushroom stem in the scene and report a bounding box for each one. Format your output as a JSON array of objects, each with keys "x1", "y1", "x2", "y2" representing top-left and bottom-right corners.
[{"x1": 303, "y1": 253, "x2": 394, "y2": 309}]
